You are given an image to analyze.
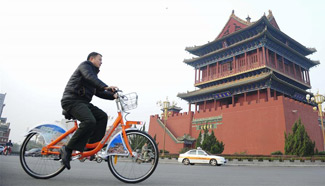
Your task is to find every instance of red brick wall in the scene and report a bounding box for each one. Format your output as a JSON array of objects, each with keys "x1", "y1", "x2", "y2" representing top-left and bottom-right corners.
[
  {"x1": 148, "y1": 115, "x2": 187, "y2": 154},
  {"x1": 166, "y1": 112, "x2": 193, "y2": 138},
  {"x1": 149, "y1": 95, "x2": 324, "y2": 155}
]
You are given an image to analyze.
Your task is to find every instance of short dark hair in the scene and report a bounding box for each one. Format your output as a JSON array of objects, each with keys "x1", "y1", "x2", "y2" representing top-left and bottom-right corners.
[{"x1": 87, "y1": 52, "x2": 102, "y2": 61}]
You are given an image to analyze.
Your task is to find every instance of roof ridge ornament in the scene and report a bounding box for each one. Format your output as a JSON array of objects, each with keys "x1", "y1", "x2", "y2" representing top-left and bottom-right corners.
[
  {"x1": 246, "y1": 15, "x2": 251, "y2": 23},
  {"x1": 267, "y1": 10, "x2": 274, "y2": 20}
]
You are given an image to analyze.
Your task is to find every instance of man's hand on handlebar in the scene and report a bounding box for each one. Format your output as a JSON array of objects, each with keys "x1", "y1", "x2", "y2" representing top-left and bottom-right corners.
[
  {"x1": 104, "y1": 86, "x2": 119, "y2": 99},
  {"x1": 105, "y1": 86, "x2": 118, "y2": 92}
]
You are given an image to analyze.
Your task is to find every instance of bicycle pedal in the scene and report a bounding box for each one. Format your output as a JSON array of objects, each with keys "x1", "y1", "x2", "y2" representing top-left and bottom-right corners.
[{"x1": 71, "y1": 155, "x2": 81, "y2": 161}]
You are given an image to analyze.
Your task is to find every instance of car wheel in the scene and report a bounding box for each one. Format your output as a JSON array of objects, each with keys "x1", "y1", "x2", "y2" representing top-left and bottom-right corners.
[
  {"x1": 183, "y1": 158, "x2": 190, "y2": 165},
  {"x1": 210, "y1": 159, "x2": 217, "y2": 166}
]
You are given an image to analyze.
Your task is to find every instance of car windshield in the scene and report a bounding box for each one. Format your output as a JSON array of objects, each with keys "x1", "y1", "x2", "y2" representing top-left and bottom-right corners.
[
  {"x1": 203, "y1": 150, "x2": 212, "y2": 155},
  {"x1": 187, "y1": 150, "x2": 196, "y2": 155}
]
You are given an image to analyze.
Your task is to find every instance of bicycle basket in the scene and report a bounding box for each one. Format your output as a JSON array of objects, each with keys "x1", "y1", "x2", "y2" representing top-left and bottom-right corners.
[{"x1": 120, "y1": 92, "x2": 138, "y2": 111}]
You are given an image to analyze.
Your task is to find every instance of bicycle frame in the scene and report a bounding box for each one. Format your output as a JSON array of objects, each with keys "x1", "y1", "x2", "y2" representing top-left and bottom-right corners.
[{"x1": 40, "y1": 94, "x2": 143, "y2": 159}]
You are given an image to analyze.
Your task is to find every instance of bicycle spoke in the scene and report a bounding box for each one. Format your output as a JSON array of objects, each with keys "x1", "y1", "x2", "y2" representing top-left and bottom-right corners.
[
  {"x1": 108, "y1": 130, "x2": 158, "y2": 183},
  {"x1": 20, "y1": 133, "x2": 65, "y2": 179}
]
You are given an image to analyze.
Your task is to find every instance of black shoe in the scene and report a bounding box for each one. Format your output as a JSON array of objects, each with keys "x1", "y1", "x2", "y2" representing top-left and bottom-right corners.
[
  {"x1": 60, "y1": 146, "x2": 72, "y2": 170},
  {"x1": 89, "y1": 155, "x2": 96, "y2": 161}
]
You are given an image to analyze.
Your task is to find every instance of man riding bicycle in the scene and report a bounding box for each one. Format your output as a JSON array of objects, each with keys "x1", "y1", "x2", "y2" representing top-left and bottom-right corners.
[
  {"x1": 4, "y1": 140, "x2": 13, "y2": 155},
  {"x1": 60, "y1": 52, "x2": 118, "y2": 170}
]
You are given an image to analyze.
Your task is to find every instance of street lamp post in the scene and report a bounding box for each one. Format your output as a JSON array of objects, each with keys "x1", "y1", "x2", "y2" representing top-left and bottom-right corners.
[
  {"x1": 306, "y1": 91, "x2": 325, "y2": 151},
  {"x1": 157, "y1": 98, "x2": 170, "y2": 157}
]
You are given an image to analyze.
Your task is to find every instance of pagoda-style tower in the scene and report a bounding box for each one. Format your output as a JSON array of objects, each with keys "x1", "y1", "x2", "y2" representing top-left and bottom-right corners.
[
  {"x1": 149, "y1": 11, "x2": 324, "y2": 155},
  {"x1": 179, "y1": 10, "x2": 318, "y2": 107}
]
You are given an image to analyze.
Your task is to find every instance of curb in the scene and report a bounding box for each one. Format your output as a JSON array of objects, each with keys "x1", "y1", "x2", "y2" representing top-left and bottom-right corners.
[{"x1": 158, "y1": 158, "x2": 325, "y2": 167}]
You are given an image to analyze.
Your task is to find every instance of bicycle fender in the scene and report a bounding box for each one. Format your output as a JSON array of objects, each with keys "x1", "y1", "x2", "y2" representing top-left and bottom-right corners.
[{"x1": 25, "y1": 124, "x2": 68, "y2": 145}]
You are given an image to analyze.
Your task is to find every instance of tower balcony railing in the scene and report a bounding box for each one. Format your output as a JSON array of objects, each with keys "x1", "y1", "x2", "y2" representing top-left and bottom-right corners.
[
  {"x1": 267, "y1": 60, "x2": 310, "y2": 85},
  {"x1": 195, "y1": 62, "x2": 310, "y2": 86},
  {"x1": 196, "y1": 63, "x2": 263, "y2": 85}
]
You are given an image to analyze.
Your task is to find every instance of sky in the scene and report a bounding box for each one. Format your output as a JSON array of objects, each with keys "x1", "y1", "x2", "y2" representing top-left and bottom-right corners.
[{"x1": 1, "y1": 0, "x2": 325, "y2": 144}]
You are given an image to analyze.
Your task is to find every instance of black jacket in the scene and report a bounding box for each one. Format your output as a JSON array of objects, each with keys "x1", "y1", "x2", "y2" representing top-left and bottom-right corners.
[{"x1": 61, "y1": 61, "x2": 115, "y2": 103}]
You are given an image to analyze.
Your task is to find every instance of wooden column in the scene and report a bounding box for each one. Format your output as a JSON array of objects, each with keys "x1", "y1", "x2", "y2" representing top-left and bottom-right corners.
[
  {"x1": 216, "y1": 62, "x2": 219, "y2": 78},
  {"x1": 204, "y1": 101, "x2": 206, "y2": 111},
  {"x1": 221, "y1": 63, "x2": 223, "y2": 77},
  {"x1": 244, "y1": 92, "x2": 247, "y2": 102},
  {"x1": 266, "y1": 48, "x2": 269, "y2": 66},
  {"x1": 257, "y1": 48, "x2": 261, "y2": 66},
  {"x1": 298, "y1": 66, "x2": 302, "y2": 81},
  {"x1": 282, "y1": 56, "x2": 285, "y2": 72},
  {"x1": 306, "y1": 70, "x2": 310, "y2": 84},
  {"x1": 273, "y1": 89, "x2": 277, "y2": 100},
  {"x1": 245, "y1": 52, "x2": 248, "y2": 70},
  {"x1": 262, "y1": 46, "x2": 266, "y2": 65},
  {"x1": 275, "y1": 53, "x2": 278, "y2": 69},
  {"x1": 267, "y1": 88, "x2": 271, "y2": 101},
  {"x1": 195, "y1": 103, "x2": 197, "y2": 112},
  {"x1": 232, "y1": 95, "x2": 235, "y2": 107},
  {"x1": 257, "y1": 89, "x2": 260, "y2": 103},
  {"x1": 188, "y1": 103, "x2": 191, "y2": 112},
  {"x1": 214, "y1": 99, "x2": 216, "y2": 110},
  {"x1": 233, "y1": 56, "x2": 236, "y2": 73},
  {"x1": 293, "y1": 63, "x2": 297, "y2": 78},
  {"x1": 207, "y1": 65, "x2": 210, "y2": 80}
]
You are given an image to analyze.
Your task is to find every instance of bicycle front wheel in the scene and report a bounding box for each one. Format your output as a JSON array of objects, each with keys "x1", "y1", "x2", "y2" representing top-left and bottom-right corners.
[
  {"x1": 108, "y1": 130, "x2": 159, "y2": 183},
  {"x1": 20, "y1": 132, "x2": 65, "y2": 179}
]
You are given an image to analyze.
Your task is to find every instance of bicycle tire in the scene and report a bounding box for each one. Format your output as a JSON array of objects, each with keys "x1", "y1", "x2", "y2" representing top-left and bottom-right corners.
[
  {"x1": 20, "y1": 132, "x2": 65, "y2": 179},
  {"x1": 107, "y1": 130, "x2": 159, "y2": 183}
]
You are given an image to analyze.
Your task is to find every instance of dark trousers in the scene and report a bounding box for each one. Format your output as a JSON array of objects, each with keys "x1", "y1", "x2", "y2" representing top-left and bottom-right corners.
[{"x1": 62, "y1": 101, "x2": 108, "y2": 151}]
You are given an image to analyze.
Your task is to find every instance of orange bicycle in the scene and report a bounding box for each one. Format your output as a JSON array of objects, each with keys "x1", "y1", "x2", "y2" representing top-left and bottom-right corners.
[{"x1": 19, "y1": 91, "x2": 159, "y2": 183}]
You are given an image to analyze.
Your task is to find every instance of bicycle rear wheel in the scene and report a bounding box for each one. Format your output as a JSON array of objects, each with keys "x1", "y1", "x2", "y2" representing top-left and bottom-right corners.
[
  {"x1": 108, "y1": 130, "x2": 159, "y2": 183},
  {"x1": 20, "y1": 132, "x2": 65, "y2": 179}
]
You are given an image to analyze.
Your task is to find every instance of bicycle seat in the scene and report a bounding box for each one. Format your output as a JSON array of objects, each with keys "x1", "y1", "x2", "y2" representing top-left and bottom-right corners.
[{"x1": 62, "y1": 110, "x2": 76, "y2": 120}]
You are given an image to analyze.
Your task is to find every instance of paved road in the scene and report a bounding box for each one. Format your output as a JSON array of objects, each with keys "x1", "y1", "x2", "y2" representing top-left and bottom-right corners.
[{"x1": 1, "y1": 155, "x2": 325, "y2": 186}]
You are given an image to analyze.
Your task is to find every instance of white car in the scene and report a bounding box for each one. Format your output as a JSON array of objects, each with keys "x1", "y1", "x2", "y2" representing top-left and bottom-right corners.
[{"x1": 178, "y1": 148, "x2": 227, "y2": 166}]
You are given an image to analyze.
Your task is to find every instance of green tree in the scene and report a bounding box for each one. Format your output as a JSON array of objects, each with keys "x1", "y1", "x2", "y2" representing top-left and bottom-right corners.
[
  {"x1": 129, "y1": 124, "x2": 147, "y2": 150},
  {"x1": 201, "y1": 127, "x2": 210, "y2": 150},
  {"x1": 284, "y1": 118, "x2": 315, "y2": 156},
  {"x1": 195, "y1": 130, "x2": 202, "y2": 148},
  {"x1": 200, "y1": 127, "x2": 225, "y2": 154}
]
